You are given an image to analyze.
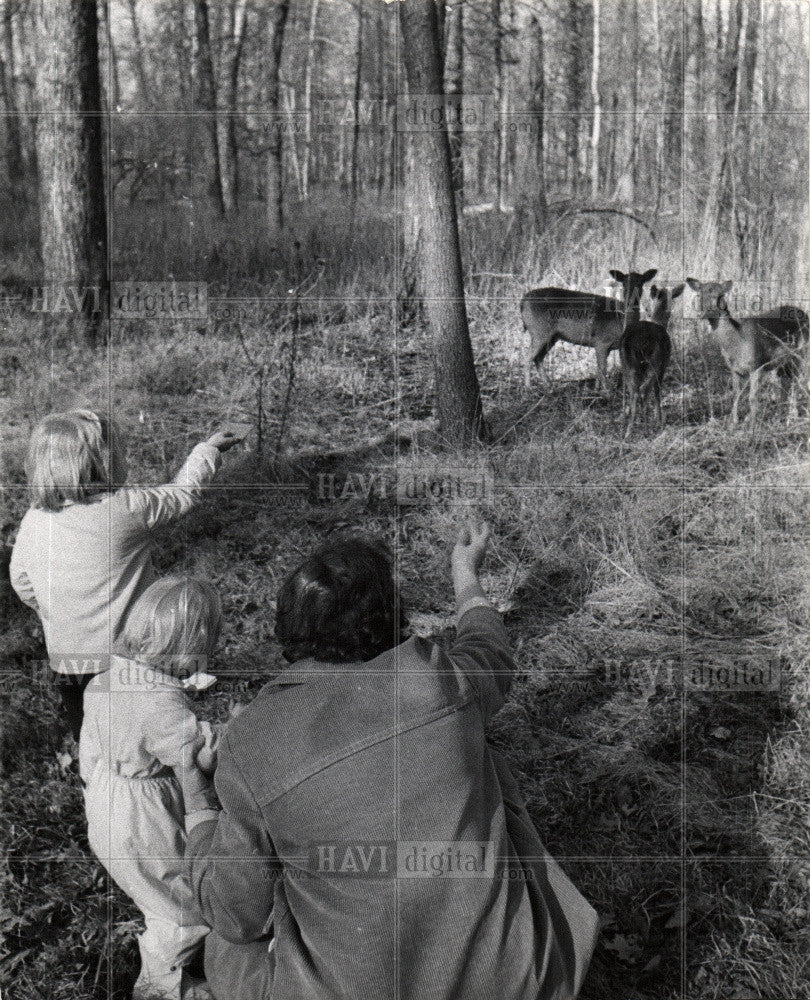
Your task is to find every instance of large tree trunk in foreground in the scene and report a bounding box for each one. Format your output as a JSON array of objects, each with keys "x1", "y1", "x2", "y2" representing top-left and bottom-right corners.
[
  {"x1": 34, "y1": 0, "x2": 107, "y2": 345},
  {"x1": 398, "y1": 0, "x2": 486, "y2": 446}
]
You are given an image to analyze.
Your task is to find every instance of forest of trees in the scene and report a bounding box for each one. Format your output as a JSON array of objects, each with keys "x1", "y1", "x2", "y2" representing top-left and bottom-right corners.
[
  {"x1": 0, "y1": 0, "x2": 807, "y2": 434},
  {"x1": 0, "y1": 0, "x2": 805, "y2": 237}
]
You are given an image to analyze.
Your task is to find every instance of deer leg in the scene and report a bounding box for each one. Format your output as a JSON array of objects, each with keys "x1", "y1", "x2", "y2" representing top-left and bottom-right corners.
[
  {"x1": 747, "y1": 368, "x2": 760, "y2": 425},
  {"x1": 623, "y1": 371, "x2": 639, "y2": 439},
  {"x1": 653, "y1": 380, "x2": 664, "y2": 429},
  {"x1": 730, "y1": 372, "x2": 743, "y2": 424},
  {"x1": 595, "y1": 343, "x2": 612, "y2": 397},
  {"x1": 527, "y1": 336, "x2": 558, "y2": 390},
  {"x1": 778, "y1": 369, "x2": 796, "y2": 418}
]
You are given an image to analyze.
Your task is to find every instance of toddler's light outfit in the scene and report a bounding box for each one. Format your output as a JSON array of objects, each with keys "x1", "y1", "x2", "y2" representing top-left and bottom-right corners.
[{"x1": 80, "y1": 656, "x2": 211, "y2": 999}]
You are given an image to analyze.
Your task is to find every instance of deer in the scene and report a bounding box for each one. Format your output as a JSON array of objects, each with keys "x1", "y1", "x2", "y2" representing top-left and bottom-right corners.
[
  {"x1": 685, "y1": 279, "x2": 809, "y2": 423},
  {"x1": 520, "y1": 269, "x2": 657, "y2": 396},
  {"x1": 618, "y1": 282, "x2": 684, "y2": 437}
]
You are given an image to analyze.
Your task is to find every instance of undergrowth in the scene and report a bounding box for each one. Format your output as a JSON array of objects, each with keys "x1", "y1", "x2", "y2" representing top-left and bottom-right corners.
[{"x1": 1, "y1": 202, "x2": 809, "y2": 999}]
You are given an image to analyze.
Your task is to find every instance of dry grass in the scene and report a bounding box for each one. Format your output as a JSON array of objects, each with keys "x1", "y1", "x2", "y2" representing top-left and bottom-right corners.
[{"x1": 1, "y1": 203, "x2": 809, "y2": 999}]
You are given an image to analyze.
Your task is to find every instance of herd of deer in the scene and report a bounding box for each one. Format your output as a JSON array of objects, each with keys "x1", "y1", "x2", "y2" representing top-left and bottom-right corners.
[{"x1": 520, "y1": 270, "x2": 809, "y2": 436}]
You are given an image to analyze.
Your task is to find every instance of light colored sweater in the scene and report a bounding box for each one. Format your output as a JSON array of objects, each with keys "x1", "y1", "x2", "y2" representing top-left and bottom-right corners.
[{"x1": 10, "y1": 443, "x2": 220, "y2": 674}]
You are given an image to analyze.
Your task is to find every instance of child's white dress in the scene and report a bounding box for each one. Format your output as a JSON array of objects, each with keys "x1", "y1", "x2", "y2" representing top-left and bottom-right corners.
[{"x1": 80, "y1": 656, "x2": 209, "y2": 999}]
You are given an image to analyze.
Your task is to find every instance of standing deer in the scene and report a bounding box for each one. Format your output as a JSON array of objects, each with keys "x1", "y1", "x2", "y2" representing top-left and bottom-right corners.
[
  {"x1": 618, "y1": 282, "x2": 684, "y2": 437},
  {"x1": 685, "y1": 279, "x2": 809, "y2": 423},
  {"x1": 520, "y1": 268, "x2": 657, "y2": 395}
]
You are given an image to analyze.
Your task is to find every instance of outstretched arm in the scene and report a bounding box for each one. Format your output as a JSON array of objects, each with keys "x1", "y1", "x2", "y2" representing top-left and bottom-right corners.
[
  {"x1": 124, "y1": 430, "x2": 241, "y2": 529},
  {"x1": 447, "y1": 522, "x2": 514, "y2": 723}
]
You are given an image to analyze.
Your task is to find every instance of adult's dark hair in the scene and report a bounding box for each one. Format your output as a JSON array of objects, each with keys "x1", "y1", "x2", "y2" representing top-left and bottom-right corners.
[{"x1": 275, "y1": 536, "x2": 405, "y2": 664}]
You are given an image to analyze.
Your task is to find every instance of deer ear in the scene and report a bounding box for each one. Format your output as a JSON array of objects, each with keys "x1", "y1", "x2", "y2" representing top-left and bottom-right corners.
[
  {"x1": 671, "y1": 283, "x2": 685, "y2": 299},
  {"x1": 643, "y1": 268, "x2": 658, "y2": 282},
  {"x1": 720, "y1": 280, "x2": 733, "y2": 294},
  {"x1": 685, "y1": 278, "x2": 701, "y2": 291},
  {"x1": 608, "y1": 269, "x2": 624, "y2": 282},
  {"x1": 650, "y1": 284, "x2": 659, "y2": 296}
]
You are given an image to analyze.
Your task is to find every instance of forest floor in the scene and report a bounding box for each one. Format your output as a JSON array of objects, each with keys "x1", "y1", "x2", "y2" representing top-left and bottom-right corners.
[{"x1": 1, "y1": 206, "x2": 810, "y2": 999}]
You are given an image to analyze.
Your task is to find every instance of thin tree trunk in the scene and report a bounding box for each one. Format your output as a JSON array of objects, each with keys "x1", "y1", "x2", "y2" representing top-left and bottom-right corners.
[
  {"x1": 739, "y1": 0, "x2": 758, "y2": 194},
  {"x1": 99, "y1": 0, "x2": 121, "y2": 113},
  {"x1": 565, "y1": 0, "x2": 583, "y2": 196},
  {"x1": 351, "y1": 0, "x2": 363, "y2": 203},
  {"x1": 493, "y1": 0, "x2": 505, "y2": 210},
  {"x1": 590, "y1": 0, "x2": 601, "y2": 200},
  {"x1": 375, "y1": 1, "x2": 389, "y2": 195},
  {"x1": 301, "y1": 0, "x2": 320, "y2": 201},
  {"x1": 264, "y1": 0, "x2": 290, "y2": 232},
  {"x1": 1, "y1": 0, "x2": 23, "y2": 187},
  {"x1": 126, "y1": 0, "x2": 151, "y2": 108},
  {"x1": 398, "y1": 0, "x2": 486, "y2": 445},
  {"x1": 194, "y1": 0, "x2": 225, "y2": 213},
  {"x1": 217, "y1": 0, "x2": 248, "y2": 214},
  {"x1": 284, "y1": 85, "x2": 303, "y2": 200},
  {"x1": 693, "y1": 0, "x2": 704, "y2": 154},
  {"x1": 630, "y1": 0, "x2": 638, "y2": 196},
  {"x1": 34, "y1": 0, "x2": 107, "y2": 345},
  {"x1": 698, "y1": 0, "x2": 741, "y2": 248},
  {"x1": 652, "y1": 0, "x2": 664, "y2": 209},
  {"x1": 663, "y1": 0, "x2": 683, "y2": 201},
  {"x1": 529, "y1": 13, "x2": 547, "y2": 225}
]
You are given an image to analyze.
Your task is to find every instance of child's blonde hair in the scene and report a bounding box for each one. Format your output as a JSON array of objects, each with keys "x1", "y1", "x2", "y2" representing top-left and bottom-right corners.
[
  {"x1": 26, "y1": 410, "x2": 126, "y2": 510},
  {"x1": 115, "y1": 575, "x2": 222, "y2": 676}
]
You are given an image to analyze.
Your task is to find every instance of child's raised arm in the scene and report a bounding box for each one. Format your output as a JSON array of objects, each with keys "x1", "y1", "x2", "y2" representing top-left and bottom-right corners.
[
  {"x1": 448, "y1": 521, "x2": 514, "y2": 723},
  {"x1": 124, "y1": 428, "x2": 242, "y2": 530}
]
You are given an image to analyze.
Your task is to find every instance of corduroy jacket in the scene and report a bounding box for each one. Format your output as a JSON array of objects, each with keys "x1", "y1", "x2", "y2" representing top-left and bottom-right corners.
[{"x1": 186, "y1": 606, "x2": 598, "y2": 1000}]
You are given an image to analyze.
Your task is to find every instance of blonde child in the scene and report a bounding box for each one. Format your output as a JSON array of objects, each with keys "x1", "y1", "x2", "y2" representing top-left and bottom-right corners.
[
  {"x1": 9, "y1": 410, "x2": 239, "y2": 740},
  {"x1": 80, "y1": 575, "x2": 222, "y2": 1000}
]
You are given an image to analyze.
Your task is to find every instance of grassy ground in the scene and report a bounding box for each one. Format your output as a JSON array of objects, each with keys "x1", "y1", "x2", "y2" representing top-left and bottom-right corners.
[{"x1": 1, "y1": 202, "x2": 809, "y2": 999}]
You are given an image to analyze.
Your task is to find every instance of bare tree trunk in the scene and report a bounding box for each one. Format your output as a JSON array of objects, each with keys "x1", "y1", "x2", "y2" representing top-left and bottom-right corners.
[
  {"x1": 590, "y1": 0, "x2": 601, "y2": 200},
  {"x1": 493, "y1": 0, "x2": 505, "y2": 210},
  {"x1": 629, "y1": 0, "x2": 638, "y2": 197},
  {"x1": 126, "y1": 0, "x2": 151, "y2": 108},
  {"x1": 565, "y1": 0, "x2": 584, "y2": 196},
  {"x1": 738, "y1": 0, "x2": 758, "y2": 194},
  {"x1": 264, "y1": 0, "x2": 290, "y2": 232},
  {"x1": 99, "y1": 0, "x2": 120, "y2": 113},
  {"x1": 398, "y1": 0, "x2": 486, "y2": 446},
  {"x1": 444, "y1": 0, "x2": 463, "y2": 199},
  {"x1": 375, "y1": 2, "x2": 390, "y2": 195},
  {"x1": 529, "y1": 13, "x2": 547, "y2": 225},
  {"x1": 1, "y1": 0, "x2": 23, "y2": 188},
  {"x1": 217, "y1": 0, "x2": 248, "y2": 214},
  {"x1": 34, "y1": 0, "x2": 107, "y2": 345},
  {"x1": 300, "y1": 0, "x2": 320, "y2": 201},
  {"x1": 194, "y1": 0, "x2": 225, "y2": 213},
  {"x1": 663, "y1": 0, "x2": 683, "y2": 201},
  {"x1": 351, "y1": 0, "x2": 363, "y2": 203},
  {"x1": 692, "y1": 0, "x2": 705, "y2": 163},
  {"x1": 652, "y1": 0, "x2": 664, "y2": 209},
  {"x1": 702, "y1": 0, "x2": 742, "y2": 240}
]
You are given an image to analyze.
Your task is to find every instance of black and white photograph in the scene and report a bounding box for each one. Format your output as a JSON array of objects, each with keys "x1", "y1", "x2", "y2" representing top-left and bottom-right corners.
[{"x1": 1, "y1": 0, "x2": 808, "y2": 997}]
